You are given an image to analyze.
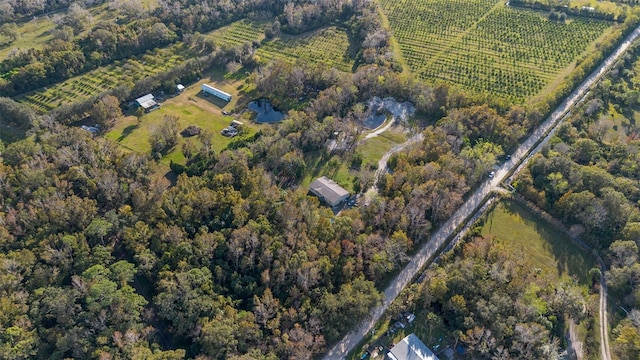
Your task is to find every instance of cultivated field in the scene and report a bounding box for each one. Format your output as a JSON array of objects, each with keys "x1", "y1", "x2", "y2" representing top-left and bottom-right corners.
[
  {"x1": 379, "y1": 0, "x2": 614, "y2": 101},
  {"x1": 209, "y1": 19, "x2": 266, "y2": 48},
  {"x1": 18, "y1": 45, "x2": 187, "y2": 114},
  {"x1": 211, "y1": 20, "x2": 354, "y2": 72},
  {"x1": 258, "y1": 27, "x2": 353, "y2": 72}
]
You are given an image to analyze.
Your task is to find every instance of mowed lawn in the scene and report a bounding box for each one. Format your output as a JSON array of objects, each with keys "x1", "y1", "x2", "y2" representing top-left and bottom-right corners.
[
  {"x1": 106, "y1": 75, "x2": 260, "y2": 166},
  {"x1": 358, "y1": 129, "x2": 408, "y2": 167},
  {"x1": 481, "y1": 199, "x2": 595, "y2": 285}
]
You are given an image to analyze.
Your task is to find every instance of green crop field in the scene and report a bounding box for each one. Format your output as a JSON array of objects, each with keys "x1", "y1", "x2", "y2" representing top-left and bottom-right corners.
[
  {"x1": 208, "y1": 19, "x2": 266, "y2": 48},
  {"x1": 211, "y1": 20, "x2": 354, "y2": 72},
  {"x1": 18, "y1": 45, "x2": 187, "y2": 114},
  {"x1": 258, "y1": 27, "x2": 354, "y2": 72},
  {"x1": 379, "y1": 0, "x2": 614, "y2": 102}
]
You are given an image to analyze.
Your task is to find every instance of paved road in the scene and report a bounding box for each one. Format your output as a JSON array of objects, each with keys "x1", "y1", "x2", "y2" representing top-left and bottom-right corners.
[{"x1": 322, "y1": 23, "x2": 640, "y2": 360}]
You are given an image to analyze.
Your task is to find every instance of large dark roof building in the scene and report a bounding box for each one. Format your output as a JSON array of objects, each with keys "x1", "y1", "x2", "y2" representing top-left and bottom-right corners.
[{"x1": 309, "y1": 176, "x2": 349, "y2": 207}]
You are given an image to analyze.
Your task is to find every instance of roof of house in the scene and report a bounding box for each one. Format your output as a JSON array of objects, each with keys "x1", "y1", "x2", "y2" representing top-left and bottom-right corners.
[
  {"x1": 138, "y1": 99, "x2": 158, "y2": 109},
  {"x1": 309, "y1": 176, "x2": 349, "y2": 205},
  {"x1": 201, "y1": 83, "x2": 232, "y2": 98},
  {"x1": 388, "y1": 334, "x2": 439, "y2": 360},
  {"x1": 136, "y1": 94, "x2": 154, "y2": 104}
]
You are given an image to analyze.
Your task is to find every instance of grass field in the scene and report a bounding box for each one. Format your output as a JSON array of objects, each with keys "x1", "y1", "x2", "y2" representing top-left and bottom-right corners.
[
  {"x1": 481, "y1": 199, "x2": 595, "y2": 285},
  {"x1": 105, "y1": 75, "x2": 259, "y2": 166},
  {"x1": 301, "y1": 151, "x2": 355, "y2": 192},
  {"x1": 0, "y1": 17, "x2": 55, "y2": 62},
  {"x1": 210, "y1": 20, "x2": 354, "y2": 72},
  {"x1": 379, "y1": 0, "x2": 614, "y2": 102},
  {"x1": 358, "y1": 128, "x2": 408, "y2": 167},
  {"x1": 17, "y1": 45, "x2": 188, "y2": 114}
]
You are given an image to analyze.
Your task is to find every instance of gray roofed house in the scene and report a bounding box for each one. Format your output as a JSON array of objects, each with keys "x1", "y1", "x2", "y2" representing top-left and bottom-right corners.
[
  {"x1": 309, "y1": 176, "x2": 349, "y2": 207},
  {"x1": 386, "y1": 333, "x2": 439, "y2": 360}
]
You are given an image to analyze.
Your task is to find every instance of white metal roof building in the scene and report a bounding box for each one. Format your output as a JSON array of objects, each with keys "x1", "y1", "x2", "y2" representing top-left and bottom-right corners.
[
  {"x1": 387, "y1": 334, "x2": 439, "y2": 360},
  {"x1": 135, "y1": 94, "x2": 158, "y2": 111},
  {"x1": 309, "y1": 176, "x2": 349, "y2": 207},
  {"x1": 201, "y1": 84, "x2": 232, "y2": 102}
]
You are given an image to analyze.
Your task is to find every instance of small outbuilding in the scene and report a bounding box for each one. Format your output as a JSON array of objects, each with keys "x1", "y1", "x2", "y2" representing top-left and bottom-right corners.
[
  {"x1": 309, "y1": 176, "x2": 349, "y2": 208},
  {"x1": 177, "y1": 84, "x2": 185, "y2": 92},
  {"x1": 386, "y1": 333, "x2": 439, "y2": 360},
  {"x1": 135, "y1": 94, "x2": 159, "y2": 112},
  {"x1": 406, "y1": 313, "x2": 416, "y2": 324}
]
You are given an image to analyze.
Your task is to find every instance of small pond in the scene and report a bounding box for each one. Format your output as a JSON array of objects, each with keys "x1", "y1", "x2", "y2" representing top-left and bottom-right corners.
[
  {"x1": 363, "y1": 113, "x2": 386, "y2": 129},
  {"x1": 248, "y1": 99, "x2": 285, "y2": 123}
]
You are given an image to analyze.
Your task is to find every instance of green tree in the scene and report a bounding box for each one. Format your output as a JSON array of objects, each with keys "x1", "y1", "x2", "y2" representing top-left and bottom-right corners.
[
  {"x1": 318, "y1": 276, "x2": 381, "y2": 343},
  {"x1": 0, "y1": 23, "x2": 19, "y2": 43},
  {"x1": 149, "y1": 115, "x2": 180, "y2": 154},
  {"x1": 135, "y1": 106, "x2": 145, "y2": 124}
]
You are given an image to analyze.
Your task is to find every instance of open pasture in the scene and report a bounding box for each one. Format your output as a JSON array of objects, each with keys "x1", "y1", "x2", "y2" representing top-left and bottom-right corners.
[
  {"x1": 18, "y1": 46, "x2": 186, "y2": 113},
  {"x1": 380, "y1": 0, "x2": 614, "y2": 101},
  {"x1": 106, "y1": 102, "x2": 248, "y2": 165},
  {"x1": 105, "y1": 75, "x2": 258, "y2": 165}
]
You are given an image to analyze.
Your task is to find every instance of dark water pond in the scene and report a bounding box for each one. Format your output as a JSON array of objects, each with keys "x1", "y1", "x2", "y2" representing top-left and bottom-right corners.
[
  {"x1": 363, "y1": 113, "x2": 386, "y2": 129},
  {"x1": 248, "y1": 99, "x2": 285, "y2": 123}
]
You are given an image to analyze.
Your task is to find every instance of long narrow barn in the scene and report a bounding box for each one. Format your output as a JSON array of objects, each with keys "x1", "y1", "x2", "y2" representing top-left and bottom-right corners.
[{"x1": 201, "y1": 84, "x2": 232, "y2": 102}]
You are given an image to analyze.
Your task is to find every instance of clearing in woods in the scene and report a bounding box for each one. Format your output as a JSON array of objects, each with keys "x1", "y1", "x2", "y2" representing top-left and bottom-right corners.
[
  {"x1": 481, "y1": 199, "x2": 595, "y2": 285},
  {"x1": 105, "y1": 75, "x2": 259, "y2": 166}
]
